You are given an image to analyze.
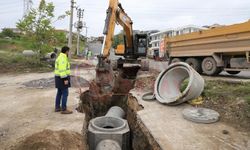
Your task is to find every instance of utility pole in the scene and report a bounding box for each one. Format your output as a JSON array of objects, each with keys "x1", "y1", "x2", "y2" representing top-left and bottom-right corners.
[
  {"x1": 68, "y1": 0, "x2": 75, "y2": 56},
  {"x1": 23, "y1": 0, "x2": 32, "y2": 17},
  {"x1": 84, "y1": 25, "x2": 88, "y2": 51},
  {"x1": 76, "y1": 8, "x2": 84, "y2": 55}
]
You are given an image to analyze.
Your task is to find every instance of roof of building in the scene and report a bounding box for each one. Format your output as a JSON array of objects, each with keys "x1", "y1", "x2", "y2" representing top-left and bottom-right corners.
[{"x1": 150, "y1": 25, "x2": 204, "y2": 36}]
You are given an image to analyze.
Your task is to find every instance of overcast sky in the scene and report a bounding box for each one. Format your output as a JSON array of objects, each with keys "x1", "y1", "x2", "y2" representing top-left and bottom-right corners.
[{"x1": 0, "y1": 0, "x2": 250, "y2": 36}]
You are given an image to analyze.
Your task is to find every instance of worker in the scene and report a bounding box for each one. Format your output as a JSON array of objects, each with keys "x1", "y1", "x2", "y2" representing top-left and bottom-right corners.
[
  {"x1": 54, "y1": 46, "x2": 72, "y2": 114},
  {"x1": 87, "y1": 50, "x2": 92, "y2": 60}
]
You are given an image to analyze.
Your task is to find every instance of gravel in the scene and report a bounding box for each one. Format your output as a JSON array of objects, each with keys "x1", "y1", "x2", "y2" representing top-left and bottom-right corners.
[{"x1": 22, "y1": 76, "x2": 89, "y2": 89}]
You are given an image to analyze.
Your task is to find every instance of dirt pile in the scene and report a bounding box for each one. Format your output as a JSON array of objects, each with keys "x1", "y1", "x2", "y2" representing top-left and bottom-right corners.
[
  {"x1": 135, "y1": 69, "x2": 159, "y2": 91},
  {"x1": 12, "y1": 129, "x2": 85, "y2": 150},
  {"x1": 23, "y1": 75, "x2": 89, "y2": 88}
]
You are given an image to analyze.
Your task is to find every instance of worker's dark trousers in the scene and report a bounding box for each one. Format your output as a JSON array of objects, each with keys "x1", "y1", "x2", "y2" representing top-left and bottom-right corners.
[{"x1": 55, "y1": 88, "x2": 69, "y2": 111}]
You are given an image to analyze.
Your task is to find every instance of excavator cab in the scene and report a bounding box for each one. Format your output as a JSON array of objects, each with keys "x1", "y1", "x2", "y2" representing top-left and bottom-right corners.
[
  {"x1": 133, "y1": 33, "x2": 148, "y2": 57},
  {"x1": 115, "y1": 33, "x2": 148, "y2": 58}
]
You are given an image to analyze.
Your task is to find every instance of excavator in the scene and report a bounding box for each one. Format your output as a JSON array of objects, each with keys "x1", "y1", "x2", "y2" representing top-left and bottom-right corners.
[{"x1": 94, "y1": 0, "x2": 148, "y2": 96}]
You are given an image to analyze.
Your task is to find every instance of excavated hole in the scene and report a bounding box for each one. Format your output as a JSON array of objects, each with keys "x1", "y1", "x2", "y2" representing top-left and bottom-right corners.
[{"x1": 79, "y1": 91, "x2": 161, "y2": 150}]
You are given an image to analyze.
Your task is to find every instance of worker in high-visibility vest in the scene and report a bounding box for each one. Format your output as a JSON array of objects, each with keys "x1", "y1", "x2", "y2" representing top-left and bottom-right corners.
[{"x1": 54, "y1": 46, "x2": 72, "y2": 114}]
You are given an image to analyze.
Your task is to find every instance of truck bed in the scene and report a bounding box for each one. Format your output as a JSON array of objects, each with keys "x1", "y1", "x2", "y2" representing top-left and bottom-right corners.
[{"x1": 166, "y1": 21, "x2": 250, "y2": 57}]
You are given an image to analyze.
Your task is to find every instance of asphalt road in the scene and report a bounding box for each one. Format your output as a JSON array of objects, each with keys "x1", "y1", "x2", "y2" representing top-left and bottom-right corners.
[{"x1": 149, "y1": 59, "x2": 250, "y2": 79}]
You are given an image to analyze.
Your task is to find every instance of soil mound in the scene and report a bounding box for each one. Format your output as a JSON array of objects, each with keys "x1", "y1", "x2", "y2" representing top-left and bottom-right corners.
[{"x1": 12, "y1": 129, "x2": 85, "y2": 150}]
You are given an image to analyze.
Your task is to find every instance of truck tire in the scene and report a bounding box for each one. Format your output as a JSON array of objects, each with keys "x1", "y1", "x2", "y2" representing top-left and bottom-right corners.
[
  {"x1": 185, "y1": 58, "x2": 202, "y2": 73},
  {"x1": 226, "y1": 71, "x2": 241, "y2": 75},
  {"x1": 171, "y1": 58, "x2": 184, "y2": 63},
  {"x1": 202, "y1": 57, "x2": 221, "y2": 76}
]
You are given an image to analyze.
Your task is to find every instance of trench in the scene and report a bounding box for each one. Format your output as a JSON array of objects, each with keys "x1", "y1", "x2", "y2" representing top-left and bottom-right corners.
[{"x1": 78, "y1": 73, "x2": 161, "y2": 150}]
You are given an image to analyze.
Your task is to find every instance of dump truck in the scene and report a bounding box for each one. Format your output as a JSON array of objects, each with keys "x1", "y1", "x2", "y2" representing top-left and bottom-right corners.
[{"x1": 165, "y1": 21, "x2": 250, "y2": 75}]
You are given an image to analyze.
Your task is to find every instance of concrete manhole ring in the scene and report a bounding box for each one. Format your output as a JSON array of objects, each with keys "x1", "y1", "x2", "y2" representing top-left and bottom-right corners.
[
  {"x1": 142, "y1": 92, "x2": 156, "y2": 101},
  {"x1": 182, "y1": 107, "x2": 220, "y2": 124}
]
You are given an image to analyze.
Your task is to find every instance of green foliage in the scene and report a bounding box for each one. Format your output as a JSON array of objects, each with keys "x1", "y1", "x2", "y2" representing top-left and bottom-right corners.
[
  {"x1": 0, "y1": 38, "x2": 34, "y2": 52},
  {"x1": 16, "y1": 0, "x2": 68, "y2": 55},
  {"x1": 202, "y1": 81, "x2": 250, "y2": 106},
  {"x1": 1, "y1": 28, "x2": 17, "y2": 38},
  {"x1": 112, "y1": 32, "x2": 124, "y2": 49},
  {"x1": 0, "y1": 52, "x2": 52, "y2": 72},
  {"x1": 180, "y1": 78, "x2": 189, "y2": 92},
  {"x1": 54, "y1": 31, "x2": 67, "y2": 45}
]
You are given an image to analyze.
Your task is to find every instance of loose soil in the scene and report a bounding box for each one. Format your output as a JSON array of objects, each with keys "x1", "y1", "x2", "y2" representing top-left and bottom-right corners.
[
  {"x1": 11, "y1": 129, "x2": 85, "y2": 150},
  {"x1": 79, "y1": 69, "x2": 162, "y2": 150},
  {"x1": 0, "y1": 66, "x2": 95, "y2": 149}
]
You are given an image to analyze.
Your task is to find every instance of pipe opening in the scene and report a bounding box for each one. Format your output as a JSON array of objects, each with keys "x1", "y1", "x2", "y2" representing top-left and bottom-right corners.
[
  {"x1": 157, "y1": 66, "x2": 191, "y2": 100},
  {"x1": 92, "y1": 117, "x2": 125, "y2": 130}
]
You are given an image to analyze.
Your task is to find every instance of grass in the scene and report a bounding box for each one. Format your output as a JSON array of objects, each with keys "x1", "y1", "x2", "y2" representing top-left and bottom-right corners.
[
  {"x1": 0, "y1": 52, "x2": 53, "y2": 73},
  {"x1": 202, "y1": 81, "x2": 250, "y2": 110},
  {"x1": 0, "y1": 38, "x2": 34, "y2": 52},
  {"x1": 200, "y1": 80, "x2": 250, "y2": 131},
  {"x1": 203, "y1": 81, "x2": 250, "y2": 104},
  {"x1": 180, "y1": 78, "x2": 189, "y2": 92}
]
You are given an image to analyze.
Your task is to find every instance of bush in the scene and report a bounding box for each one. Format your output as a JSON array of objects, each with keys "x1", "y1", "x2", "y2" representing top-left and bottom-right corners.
[
  {"x1": 1, "y1": 28, "x2": 17, "y2": 38},
  {"x1": 0, "y1": 53, "x2": 52, "y2": 73}
]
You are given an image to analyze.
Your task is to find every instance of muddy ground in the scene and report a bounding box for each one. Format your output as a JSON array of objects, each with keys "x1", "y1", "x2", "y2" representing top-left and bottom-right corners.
[{"x1": 0, "y1": 61, "x2": 95, "y2": 150}]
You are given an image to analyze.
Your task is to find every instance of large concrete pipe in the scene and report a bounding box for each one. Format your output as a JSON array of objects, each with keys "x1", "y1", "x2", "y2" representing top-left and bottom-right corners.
[
  {"x1": 96, "y1": 140, "x2": 121, "y2": 150},
  {"x1": 105, "y1": 106, "x2": 125, "y2": 118},
  {"x1": 154, "y1": 62, "x2": 204, "y2": 105},
  {"x1": 88, "y1": 106, "x2": 130, "y2": 150},
  {"x1": 22, "y1": 50, "x2": 37, "y2": 57}
]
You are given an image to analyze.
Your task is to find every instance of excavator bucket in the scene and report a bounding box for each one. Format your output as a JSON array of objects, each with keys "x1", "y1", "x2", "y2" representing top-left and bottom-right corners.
[{"x1": 91, "y1": 56, "x2": 114, "y2": 96}]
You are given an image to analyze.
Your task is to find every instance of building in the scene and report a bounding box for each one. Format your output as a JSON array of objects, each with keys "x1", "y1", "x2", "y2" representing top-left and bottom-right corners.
[
  {"x1": 144, "y1": 30, "x2": 160, "y2": 48},
  {"x1": 149, "y1": 25, "x2": 204, "y2": 58}
]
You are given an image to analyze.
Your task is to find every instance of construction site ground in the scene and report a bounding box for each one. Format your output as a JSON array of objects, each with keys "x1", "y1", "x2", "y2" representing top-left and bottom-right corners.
[
  {"x1": 0, "y1": 59, "x2": 249, "y2": 149},
  {"x1": 130, "y1": 89, "x2": 250, "y2": 150},
  {"x1": 0, "y1": 60, "x2": 96, "y2": 149}
]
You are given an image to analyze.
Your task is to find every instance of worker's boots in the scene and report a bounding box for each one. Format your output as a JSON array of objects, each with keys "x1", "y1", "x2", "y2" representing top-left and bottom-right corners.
[{"x1": 61, "y1": 109, "x2": 73, "y2": 114}]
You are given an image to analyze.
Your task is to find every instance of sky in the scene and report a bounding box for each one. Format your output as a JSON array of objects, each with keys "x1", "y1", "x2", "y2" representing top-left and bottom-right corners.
[{"x1": 0, "y1": 0, "x2": 250, "y2": 36}]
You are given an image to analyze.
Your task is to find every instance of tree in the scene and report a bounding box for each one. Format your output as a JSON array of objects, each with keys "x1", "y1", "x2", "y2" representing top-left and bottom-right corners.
[
  {"x1": 17, "y1": 0, "x2": 68, "y2": 55},
  {"x1": 1, "y1": 28, "x2": 16, "y2": 38},
  {"x1": 54, "y1": 31, "x2": 67, "y2": 45},
  {"x1": 112, "y1": 31, "x2": 124, "y2": 49}
]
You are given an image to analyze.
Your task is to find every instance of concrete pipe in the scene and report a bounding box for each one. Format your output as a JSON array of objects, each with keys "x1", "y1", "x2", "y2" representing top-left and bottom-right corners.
[
  {"x1": 90, "y1": 116, "x2": 127, "y2": 132},
  {"x1": 88, "y1": 106, "x2": 130, "y2": 150},
  {"x1": 105, "y1": 106, "x2": 125, "y2": 118},
  {"x1": 96, "y1": 140, "x2": 121, "y2": 150},
  {"x1": 45, "y1": 52, "x2": 57, "y2": 59},
  {"x1": 154, "y1": 62, "x2": 204, "y2": 105},
  {"x1": 22, "y1": 50, "x2": 37, "y2": 57}
]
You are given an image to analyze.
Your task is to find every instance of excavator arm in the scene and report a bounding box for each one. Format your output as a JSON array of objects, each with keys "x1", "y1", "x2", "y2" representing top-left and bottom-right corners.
[
  {"x1": 95, "y1": 0, "x2": 148, "y2": 96},
  {"x1": 101, "y1": 0, "x2": 133, "y2": 58}
]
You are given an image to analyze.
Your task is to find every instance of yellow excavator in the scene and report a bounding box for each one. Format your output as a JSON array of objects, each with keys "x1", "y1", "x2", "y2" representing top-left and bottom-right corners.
[{"x1": 94, "y1": 0, "x2": 148, "y2": 95}]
